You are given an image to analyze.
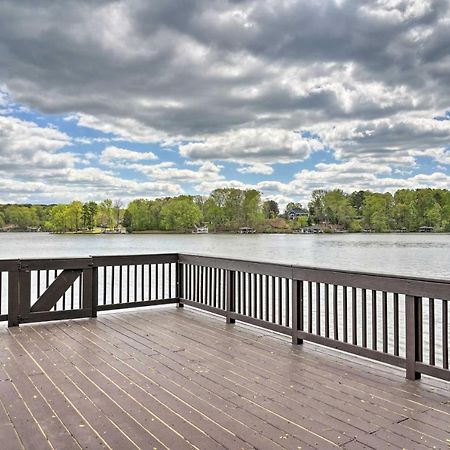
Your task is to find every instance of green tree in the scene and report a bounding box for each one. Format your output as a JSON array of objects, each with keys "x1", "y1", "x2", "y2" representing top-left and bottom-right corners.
[
  {"x1": 263, "y1": 200, "x2": 279, "y2": 219},
  {"x1": 160, "y1": 197, "x2": 202, "y2": 231},
  {"x1": 361, "y1": 192, "x2": 393, "y2": 232}
]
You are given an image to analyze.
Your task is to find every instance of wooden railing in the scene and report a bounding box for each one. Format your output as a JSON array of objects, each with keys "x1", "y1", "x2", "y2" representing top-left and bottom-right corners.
[{"x1": 0, "y1": 253, "x2": 448, "y2": 382}]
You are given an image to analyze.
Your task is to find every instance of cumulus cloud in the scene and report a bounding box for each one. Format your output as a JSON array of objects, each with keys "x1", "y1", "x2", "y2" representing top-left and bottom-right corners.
[
  {"x1": 130, "y1": 161, "x2": 224, "y2": 183},
  {"x1": 238, "y1": 163, "x2": 274, "y2": 175},
  {"x1": 100, "y1": 146, "x2": 157, "y2": 164},
  {"x1": 0, "y1": 115, "x2": 75, "y2": 170},
  {"x1": 179, "y1": 128, "x2": 323, "y2": 164}
]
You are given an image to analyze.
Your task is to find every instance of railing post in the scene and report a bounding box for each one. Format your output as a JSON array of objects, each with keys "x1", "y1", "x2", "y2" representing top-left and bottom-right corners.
[
  {"x1": 292, "y1": 279, "x2": 303, "y2": 345},
  {"x1": 226, "y1": 270, "x2": 235, "y2": 324},
  {"x1": 91, "y1": 266, "x2": 98, "y2": 318},
  {"x1": 18, "y1": 265, "x2": 31, "y2": 324},
  {"x1": 176, "y1": 261, "x2": 184, "y2": 308},
  {"x1": 7, "y1": 262, "x2": 20, "y2": 327},
  {"x1": 82, "y1": 266, "x2": 95, "y2": 318},
  {"x1": 406, "y1": 295, "x2": 422, "y2": 380}
]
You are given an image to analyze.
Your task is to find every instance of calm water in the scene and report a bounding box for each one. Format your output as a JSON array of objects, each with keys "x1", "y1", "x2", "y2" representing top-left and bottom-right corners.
[{"x1": 0, "y1": 232, "x2": 449, "y2": 279}]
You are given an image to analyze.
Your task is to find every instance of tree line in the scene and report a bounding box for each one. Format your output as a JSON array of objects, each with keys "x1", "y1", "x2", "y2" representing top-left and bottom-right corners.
[{"x1": 1, "y1": 188, "x2": 449, "y2": 233}]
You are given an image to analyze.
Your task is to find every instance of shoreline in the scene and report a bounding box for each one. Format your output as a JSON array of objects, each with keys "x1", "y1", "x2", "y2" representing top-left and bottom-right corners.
[{"x1": 1, "y1": 230, "x2": 449, "y2": 235}]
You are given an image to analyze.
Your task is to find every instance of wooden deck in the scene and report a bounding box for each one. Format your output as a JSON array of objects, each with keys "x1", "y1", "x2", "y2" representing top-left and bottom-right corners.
[{"x1": 0, "y1": 306, "x2": 449, "y2": 450}]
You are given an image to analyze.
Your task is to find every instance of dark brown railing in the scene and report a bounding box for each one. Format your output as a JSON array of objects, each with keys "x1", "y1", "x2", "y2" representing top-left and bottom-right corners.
[{"x1": 1, "y1": 253, "x2": 449, "y2": 382}]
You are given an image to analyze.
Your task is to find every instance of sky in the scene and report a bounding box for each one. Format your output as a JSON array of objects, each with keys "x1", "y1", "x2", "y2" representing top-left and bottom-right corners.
[{"x1": 0, "y1": 0, "x2": 449, "y2": 207}]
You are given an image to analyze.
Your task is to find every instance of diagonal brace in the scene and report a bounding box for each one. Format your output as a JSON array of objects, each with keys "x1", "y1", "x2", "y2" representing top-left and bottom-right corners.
[{"x1": 31, "y1": 269, "x2": 82, "y2": 312}]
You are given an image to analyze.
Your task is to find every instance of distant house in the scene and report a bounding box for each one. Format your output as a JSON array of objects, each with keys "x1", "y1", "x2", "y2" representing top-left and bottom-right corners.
[
  {"x1": 192, "y1": 226, "x2": 208, "y2": 234},
  {"x1": 287, "y1": 208, "x2": 309, "y2": 220},
  {"x1": 239, "y1": 227, "x2": 256, "y2": 234}
]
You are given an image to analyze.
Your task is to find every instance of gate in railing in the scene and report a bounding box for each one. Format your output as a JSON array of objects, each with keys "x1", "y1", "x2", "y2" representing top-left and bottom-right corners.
[{"x1": 1, "y1": 253, "x2": 449, "y2": 382}]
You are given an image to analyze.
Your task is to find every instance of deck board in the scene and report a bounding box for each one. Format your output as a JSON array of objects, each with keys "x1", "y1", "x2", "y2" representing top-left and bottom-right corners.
[{"x1": 0, "y1": 306, "x2": 449, "y2": 449}]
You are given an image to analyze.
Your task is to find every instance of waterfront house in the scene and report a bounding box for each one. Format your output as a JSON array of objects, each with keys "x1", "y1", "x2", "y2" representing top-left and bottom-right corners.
[
  {"x1": 239, "y1": 226, "x2": 256, "y2": 233},
  {"x1": 287, "y1": 208, "x2": 309, "y2": 220},
  {"x1": 192, "y1": 225, "x2": 208, "y2": 234}
]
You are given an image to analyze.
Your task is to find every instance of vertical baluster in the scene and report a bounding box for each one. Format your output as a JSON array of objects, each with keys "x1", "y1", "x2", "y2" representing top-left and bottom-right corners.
[
  {"x1": 372, "y1": 290, "x2": 377, "y2": 350},
  {"x1": 111, "y1": 265, "x2": 115, "y2": 304},
  {"x1": 194, "y1": 265, "x2": 198, "y2": 303},
  {"x1": 0, "y1": 273, "x2": 3, "y2": 315},
  {"x1": 429, "y1": 298, "x2": 435, "y2": 365},
  {"x1": 155, "y1": 264, "x2": 159, "y2": 300},
  {"x1": 210, "y1": 266, "x2": 214, "y2": 306},
  {"x1": 316, "y1": 282, "x2": 321, "y2": 335},
  {"x1": 382, "y1": 292, "x2": 388, "y2": 353},
  {"x1": 394, "y1": 293, "x2": 399, "y2": 356},
  {"x1": 271, "y1": 276, "x2": 275, "y2": 323},
  {"x1": 204, "y1": 266, "x2": 208, "y2": 305},
  {"x1": 285, "y1": 278, "x2": 290, "y2": 327},
  {"x1": 103, "y1": 267, "x2": 107, "y2": 306},
  {"x1": 148, "y1": 264, "x2": 152, "y2": 301},
  {"x1": 278, "y1": 277, "x2": 282, "y2": 325},
  {"x1": 127, "y1": 265, "x2": 131, "y2": 301},
  {"x1": 216, "y1": 268, "x2": 219, "y2": 308},
  {"x1": 343, "y1": 286, "x2": 348, "y2": 343},
  {"x1": 248, "y1": 273, "x2": 253, "y2": 317},
  {"x1": 78, "y1": 271, "x2": 82, "y2": 308},
  {"x1": 212, "y1": 268, "x2": 216, "y2": 308},
  {"x1": 252, "y1": 273, "x2": 257, "y2": 318},
  {"x1": 417, "y1": 297, "x2": 423, "y2": 363},
  {"x1": 333, "y1": 285, "x2": 338, "y2": 340},
  {"x1": 70, "y1": 283, "x2": 74, "y2": 310},
  {"x1": 187, "y1": 265, "x2": 191, "y2": 301},
  {"x1": 299, "y1": 280, "x2": 304, "y2": 334},
  {"x1": 201, "y1": 266, "x2": 205, "y2": 304},
  {"x1": 134, "y1": 264, "x2": 138, "y2": 301},
  {"x1": 362, "y1": 289, "x2": 367, "y2": 347},
  {"x1": 222, "y1": 269, "x2": 227, "y2": 310},
  {"x1": 308, "y1": 281, "x2": 313, "y2": 333},
  {"x1": 63, "y1": 281, "x2": 66, "y2": 311},
  {"x1": 206, "y1": 266, "x2": 210, "y2": 305},
  {"x1": 325, "y1": 284, "x2": 329, "y2": 338},
  {"x1": 242, "y1": 272, "x2": 247, "y2": 316},
  {"x1": 259, "y1": 274, "x2": 263, "y2": 320},
  {"x1": 352, "y1": 287, "x2": 357, "y2": 345},
  {"x1": 141, "y1": 264, "x2": 145, "y2": 300},
  {"x1": 196, "y1": 265, "x2": 200, "y2": 303},
  {"x1": 265, "y1": 275, "x2": 269, "y2": 322},
  {"x1": 234, "y1": 271, "x2": 239, "y2": 313},
  {"x1": 443, "y1": 299, "x2": 448, "y2": 369},
  {"x1": 119, "y1": 265, "x2": 123, "y2": 303},
  {"x1": 37, "y1": 270, "x2": 41, "y2": 298},
  {"x1": 162, "y1": 263, "x2": 166, "y2": 300},
  {"x1": 53, "y1": 273, "x2": 58, "y2": 308}
]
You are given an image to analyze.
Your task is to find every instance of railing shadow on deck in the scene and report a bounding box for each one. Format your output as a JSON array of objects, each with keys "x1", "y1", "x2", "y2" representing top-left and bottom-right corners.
[{"x1": 0, "y1": 253, "x2": 449, "y2": 382}]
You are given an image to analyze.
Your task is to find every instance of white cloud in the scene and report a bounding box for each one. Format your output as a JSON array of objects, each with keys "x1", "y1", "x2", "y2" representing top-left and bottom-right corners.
[
  {"x1": 100, "y1": 146, "x2": 157, "y2": 164},
  {"x1": 0, "y1": 115, "x2": 75, "y2": 170},
  {"x1": 180, "y1": 128, "x2": 323, "y2": 164},
  {"x1": 238, "y1": 163, "x2": 274, "y2": 175},
  {"x1": 130, "y1": 161, "x2": 224, "y2": 183}
]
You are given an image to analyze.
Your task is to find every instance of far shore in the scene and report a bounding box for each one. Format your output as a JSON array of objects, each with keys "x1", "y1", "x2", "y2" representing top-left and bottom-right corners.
[{"x1": 1, "y1": 230, "x2": 449, "y2": 235}]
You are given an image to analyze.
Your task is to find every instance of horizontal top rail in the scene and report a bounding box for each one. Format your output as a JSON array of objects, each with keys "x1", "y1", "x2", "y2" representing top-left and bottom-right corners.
[
  {"x1": 19, "y1": 257, "x2": 93, "y2": 271},
  {"x1": 92, "y1": 253, "x2": 178, "y2": 266},
  {"x1": 0, "y1": 259, "x2": 19, "y2": 271}
]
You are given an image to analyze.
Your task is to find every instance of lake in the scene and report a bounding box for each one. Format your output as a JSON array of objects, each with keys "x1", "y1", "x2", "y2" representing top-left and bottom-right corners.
[{"x1": 1, "y1": 232, "x2": 449, "y2": 279}]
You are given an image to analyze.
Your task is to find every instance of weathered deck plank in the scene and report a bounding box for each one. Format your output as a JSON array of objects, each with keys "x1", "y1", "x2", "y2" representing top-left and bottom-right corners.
[{"x1": 0, "y1": 306, "x2": 449, "y2": 450}]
